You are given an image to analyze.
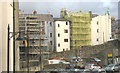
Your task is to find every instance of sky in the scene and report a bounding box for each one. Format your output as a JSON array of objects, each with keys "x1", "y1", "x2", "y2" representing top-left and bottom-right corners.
[{"x1": 19, "y1": 0, "x2": 119, "y2": 19}]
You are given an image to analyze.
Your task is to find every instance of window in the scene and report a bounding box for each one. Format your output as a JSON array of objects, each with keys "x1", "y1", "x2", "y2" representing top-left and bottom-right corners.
[
  {"x1": 58, "y1": 24, "x2": 60, "y2": 27},
  {"x1": 110, "y1": 37, "x2": 112, "y2": 39},
  {"x1": 50, "y1": 33, "x2": 52, "y2": 37},
  {"x1": 66, "y1": 22, "x2": 68, "y2": 25},
  {"x1": 50, "y1": 41, "x2": 52, "y2": 45},
  {"x1": 64, "y1": 29, "x2": 68, "y2": 33},
  {"x1": 58, "y1": 33, "x2": 60, "y2": 37},
  {"x1": 97, "y1": 38, "x2": 99, "y2": 41},
  {"x1": 97, "y1": 21, "x2": 99, "y2": 25},
  {"x1": 97, "y1": 29, "x2": 99, "y2": 33},
  {"x1": 50, "y1": 22, "x2": 52, "y2": 26},
  {"x1": 58, "y1": 43, "x2": 60, "y2": 47},
  {"x1": 64, "y1": 39, "x2": 68, "y2": 42}
]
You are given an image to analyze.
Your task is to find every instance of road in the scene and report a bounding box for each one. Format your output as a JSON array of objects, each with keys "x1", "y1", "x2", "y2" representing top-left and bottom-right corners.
[{"x1": 36, "y1": 69, "x2": 106, "y2": 73}]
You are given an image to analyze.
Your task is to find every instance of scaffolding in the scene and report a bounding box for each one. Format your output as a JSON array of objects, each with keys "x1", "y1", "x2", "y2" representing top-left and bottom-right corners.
[
  {"x1": 19, "y1": 14, "x2": 52, "y2": 70},
  {"x1": 61, "y1": 9, "x2": 91, "y2": 49}
]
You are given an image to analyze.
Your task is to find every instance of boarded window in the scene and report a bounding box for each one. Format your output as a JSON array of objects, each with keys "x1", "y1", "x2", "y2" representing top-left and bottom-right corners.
[
  {"x1": 64, "y1": 29, "x2": 68, "y2": 33},
  {"x1": 64, "y1": 39, "x2": 68, "y2": 42}
]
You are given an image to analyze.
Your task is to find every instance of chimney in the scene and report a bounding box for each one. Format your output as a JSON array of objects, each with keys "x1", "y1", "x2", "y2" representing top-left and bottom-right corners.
[
  {"x1": 89, "y1": 11, "x2": 92, "y2": 17},
  {"x1": 33, "y1": 10, "x2": 37, "y2": 14}
]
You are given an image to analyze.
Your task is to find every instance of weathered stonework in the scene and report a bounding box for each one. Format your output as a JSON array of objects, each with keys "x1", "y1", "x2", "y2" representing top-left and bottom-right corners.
[{"x1": 49, "y1": 39, "x2": 120, "y2": 66}]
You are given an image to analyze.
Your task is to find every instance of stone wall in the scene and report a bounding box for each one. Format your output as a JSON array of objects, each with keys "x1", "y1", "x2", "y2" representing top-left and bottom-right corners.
[{"x1": 49, "y1": 39, "x2": 120, "y2": 66}]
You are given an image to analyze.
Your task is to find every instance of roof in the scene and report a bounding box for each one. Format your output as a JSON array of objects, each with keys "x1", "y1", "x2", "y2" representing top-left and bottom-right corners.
[
  {"x1": 19, "y1": 14, "x2": 54, "y2": 21},
  {"x1": 90, "y1": 14, "x2": 98, "y2": 18},
  {"x1": 53, "y1": 18, "x2": 70, "y2": 21}
]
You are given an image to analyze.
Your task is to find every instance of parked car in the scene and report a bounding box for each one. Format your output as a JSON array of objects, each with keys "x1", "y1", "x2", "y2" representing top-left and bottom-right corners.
[
  {"x1": 105, "y1": 63, "x2": 120, "y2": 72},
  {"x1": 90, "y1": 58, "x2": 101, "y2": 62},
  {"x1": 59, "y1": 60, "x2": 70, "y2": 64},
  {"x1": 85, "y1": 64, "x2": 101, "y2": 70}
]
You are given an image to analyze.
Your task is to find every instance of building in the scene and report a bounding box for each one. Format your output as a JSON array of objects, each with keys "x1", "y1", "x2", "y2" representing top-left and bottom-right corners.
[
  {"x1": 91, "y1": 13, "x2": 111, "y2": 45},
  {"x1": 54, "y1": 18, "x2": 70, "y2": 52},
  {"x1": 0, "y1": 0, "x2": 19, "y2": 72},
  {"x1": 118, "y1": 1, "x2": 120, "y2": 39},
  {"x1": 19, "y1": 10, "x2": 54, "y2": 71},
  {"x1": 61, "y1": 8, "x2": 91, "y2": 49},
  {"x1": 111, "y1": 20, "x2": 119, "y2": 39},
  {"x1": 61, "y1": 8, "x2": 112, "y2": 48},
  {"x1": 111, "y1": 20, "x2": 120, "y2": 40}
]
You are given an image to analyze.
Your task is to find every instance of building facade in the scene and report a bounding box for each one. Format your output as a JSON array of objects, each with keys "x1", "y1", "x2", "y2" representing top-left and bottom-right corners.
[
  {"x1": 61, "y1": 8, "x2": 112, "y2": 47},
  {"x1": 54, "y1": 18, "x2": 70, "y2": 52},
  {"x1": 19, "y1": 11, "x2": 54, "y2": 70},
  {"x1": 91, "y1": 13, "x2": 111, "y2": 45},
  {"x1": 111, "y1": 20, "x2": 120, "y2": 40},
  {"x1": 0, "y1": 1, "x2": 19, "y2": 72},
  {"x1": 61, "y1": 8, "x2": 91, "y2": 49}
]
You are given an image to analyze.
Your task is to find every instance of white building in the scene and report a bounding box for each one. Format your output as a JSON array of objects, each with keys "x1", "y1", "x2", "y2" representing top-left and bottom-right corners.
[
  {"x1": 0, "y1": 1, "x2": 14, "y2": 72},
  {"x1": 54, "y1": 18, "x2": 70, "y2": 52},
  {"x1": 0, "y1": 1, "x2": 19, "y2": 72},
  {"x1": 91, "y1": 13, "x2": 111, "y2": 45}
]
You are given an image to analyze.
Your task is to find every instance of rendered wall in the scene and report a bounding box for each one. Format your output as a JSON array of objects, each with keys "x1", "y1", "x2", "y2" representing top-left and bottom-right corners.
[
  {"x1": 91, "y1": 14, "x2": 111, "y2": 45},
  {"x1": 1, "y1": 1, "x2": 13, "y2": 71},
  {"x1": 55, "y1": 21, "x2": 70, "y2": 52}
]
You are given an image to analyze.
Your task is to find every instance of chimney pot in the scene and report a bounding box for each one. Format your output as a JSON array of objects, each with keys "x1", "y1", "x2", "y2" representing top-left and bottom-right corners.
[{"x1": 33, "y1": 10, "x2": 37, "y2": 14}]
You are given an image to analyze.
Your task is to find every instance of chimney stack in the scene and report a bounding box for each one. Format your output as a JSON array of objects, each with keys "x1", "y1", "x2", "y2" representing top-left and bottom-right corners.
[
  {"x1": 89, "y1": 11, "x2": 92, "y2": 17},
  {"x1": 33, "y1": 10, "x2": 37, "y2": 14}
]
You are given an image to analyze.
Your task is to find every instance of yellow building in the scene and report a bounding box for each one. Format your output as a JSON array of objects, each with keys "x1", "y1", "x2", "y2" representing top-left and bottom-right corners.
[{"x1": 61, "y1": 8, "x2": 91, "y2": 49}]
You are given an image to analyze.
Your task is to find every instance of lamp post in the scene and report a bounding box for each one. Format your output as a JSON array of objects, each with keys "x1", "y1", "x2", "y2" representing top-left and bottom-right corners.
[
  {"x1": 7, "y1": 23, "x2": 31, "y2": 73},
  {"x1": 13, "y1": 3, "x2": 15, "y2": 73},
  {"x1": 7, "y1": 24, "x2": 10, "y2": 73},
  {"x1": 7, "y1": 24, "x2": 23, "y2": 73}
]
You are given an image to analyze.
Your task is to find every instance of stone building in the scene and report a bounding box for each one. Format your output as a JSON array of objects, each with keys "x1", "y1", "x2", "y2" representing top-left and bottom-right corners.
[{"x1": 111, "y1": 20, "x2": 120, "y2": 39}]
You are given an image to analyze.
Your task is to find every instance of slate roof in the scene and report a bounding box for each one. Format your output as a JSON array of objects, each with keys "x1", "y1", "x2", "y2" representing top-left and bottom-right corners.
[
  {"x1": 90, "y1": 14, "x2": 98, "y2": 18},
  {"x1": 19, "y1": 14, "x2": 54, "y2": 21},
  {"x1": 53, "y1": 18, "x2": 70, "y2": 21}
]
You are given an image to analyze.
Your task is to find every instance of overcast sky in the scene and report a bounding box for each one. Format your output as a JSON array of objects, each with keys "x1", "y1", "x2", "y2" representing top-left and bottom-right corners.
[{"x1": 19, "y1": 1, "x2": 119, "y2": 19}]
